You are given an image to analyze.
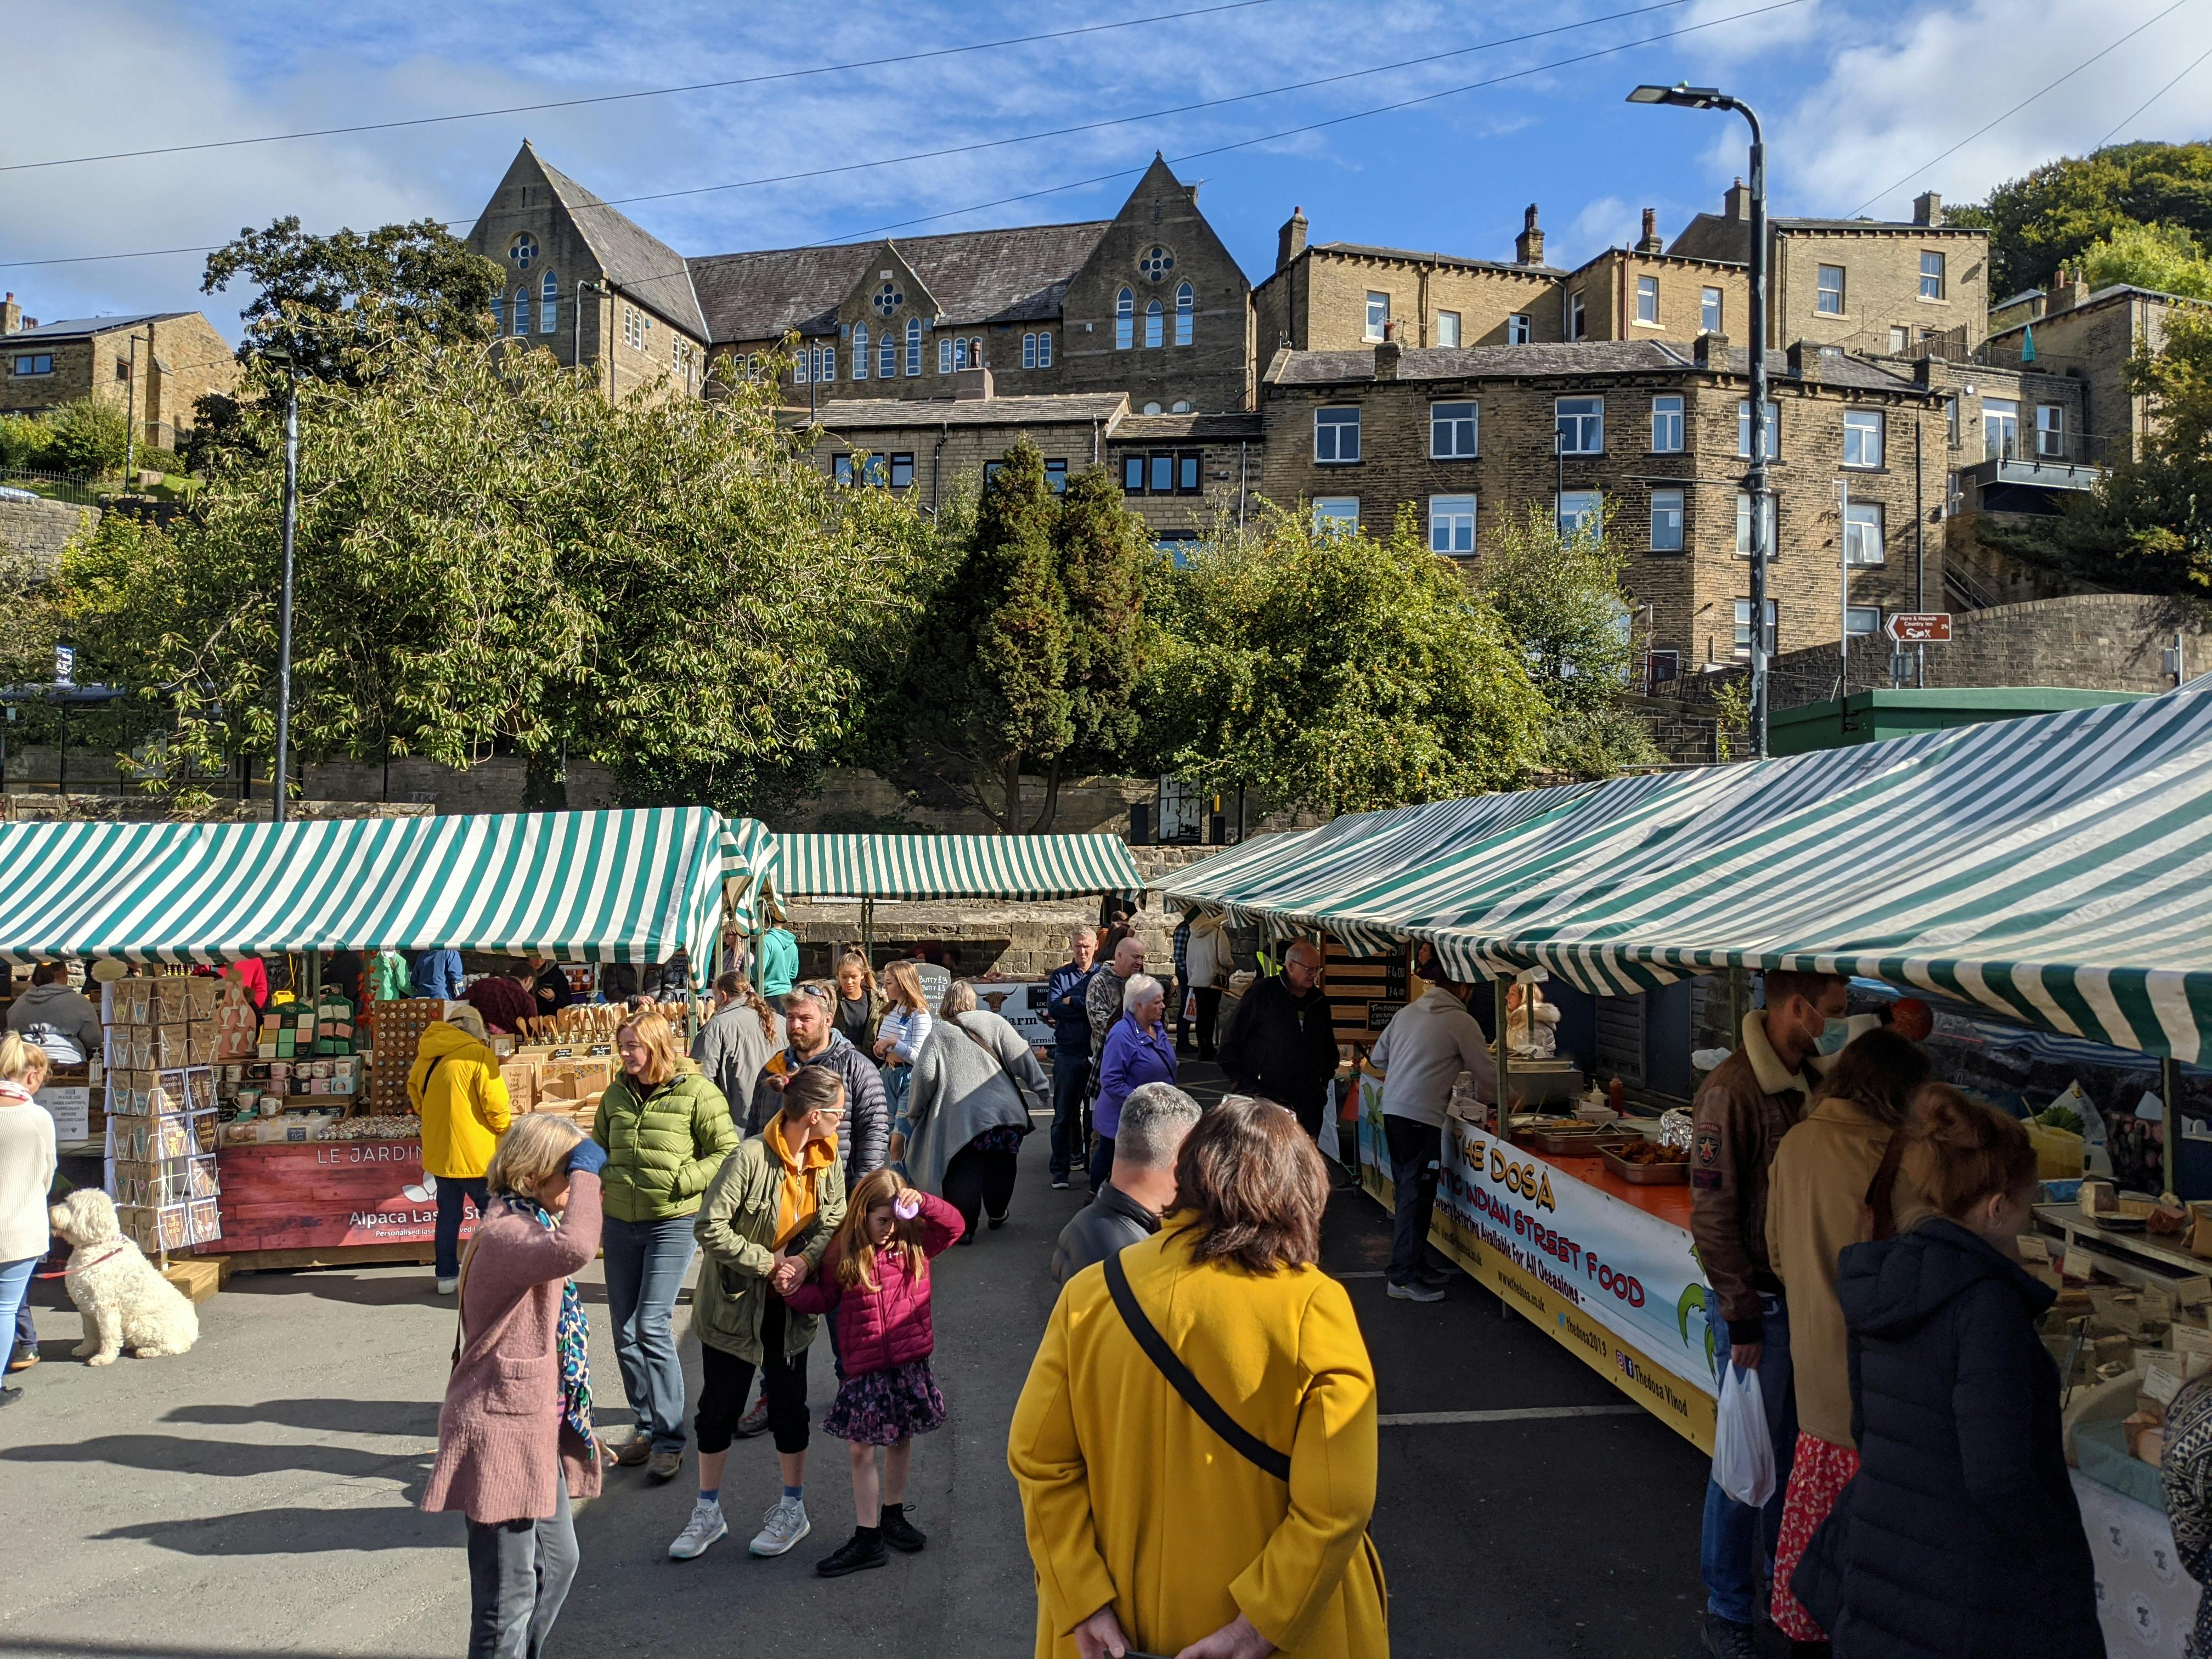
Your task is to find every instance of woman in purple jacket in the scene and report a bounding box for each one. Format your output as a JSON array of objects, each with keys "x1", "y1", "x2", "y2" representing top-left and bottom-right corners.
[
  {"x1": 1090, "y1": 973, "x2": 1178, "y2": 1195},
  {"x1": 422, "y1": 1115, "x2": 608, "y2": 1659}
]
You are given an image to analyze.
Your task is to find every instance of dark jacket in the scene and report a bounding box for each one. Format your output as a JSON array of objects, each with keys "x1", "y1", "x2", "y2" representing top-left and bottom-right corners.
[
  {"x1": 747, "y1": 1030, "x2": 891, "y2": 1192},
  {"x1": 1050, "y1": 1180, "x2": 1160, "y2": 1283},
  {"x1": 531, "y1": 963, "x2": 575, "y2": 1015},
  {"x1": 1216, "y1": 974, "x2": 1339, "y2": 1114},
  {"x1": 692, "y1": 1001, "x2": 784, "y2": 1115},
  {"x1": 1793, "y1": 1219, "x2": 2098, "y2": 1659},
  {"x1": 1689, "y1": 1011, "x2": 1815, "y2": 1341},
  {"x1": 1045, "y1": 962, "x2": 1095, "y2": 1058}
]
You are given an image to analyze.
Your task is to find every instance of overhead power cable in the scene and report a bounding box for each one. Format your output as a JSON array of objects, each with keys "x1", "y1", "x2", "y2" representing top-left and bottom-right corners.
[
  {"x1": 0, "y1": 0, "x2": 1280, "y2": 174},
  {"x1": 1848, "y1": 0, "x2": 2196, "y2": 216},
  {"x1": 2093, "y1": 35, "x2": 2212, "y2": 148}
]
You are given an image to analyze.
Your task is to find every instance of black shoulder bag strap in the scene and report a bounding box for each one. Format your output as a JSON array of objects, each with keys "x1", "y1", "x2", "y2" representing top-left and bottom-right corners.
[{"x1": 1103, "y1": 1250, "x2": 1291, "y2": 1482}]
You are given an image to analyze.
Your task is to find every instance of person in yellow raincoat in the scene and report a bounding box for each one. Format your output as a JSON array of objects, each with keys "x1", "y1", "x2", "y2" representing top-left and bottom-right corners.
[
  {"x1": 409, "y1": 1005, "x2": 512, "y2": 1295},
  {"x1": 1009, "y1": 1094, "x2": 1388, "y2": 1659}
]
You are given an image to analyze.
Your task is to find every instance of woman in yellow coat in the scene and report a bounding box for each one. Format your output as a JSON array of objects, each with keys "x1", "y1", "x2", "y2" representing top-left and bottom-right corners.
[
  {"x1": 1009, "y1": 1095, "x2": 1387, "y2": 1659},
  {"x1": 408, "y1": 1005, "x2": 512, "y2": 1295}
]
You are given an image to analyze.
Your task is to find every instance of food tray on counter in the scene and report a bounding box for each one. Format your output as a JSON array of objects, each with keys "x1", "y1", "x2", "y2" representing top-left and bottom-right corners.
[
  {"x1": 1514, "y1": 1126, "x2": 1641, "y2": 1158},
  {"x1": 1602, "y1": 1146, "x2": 1690, "y2": 1184}
]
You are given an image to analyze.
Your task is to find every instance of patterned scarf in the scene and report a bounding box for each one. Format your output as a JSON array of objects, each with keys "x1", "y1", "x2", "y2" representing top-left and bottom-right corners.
[
  {"x1": 2165, "y1": 1376, "x2": 2212, "y2": 1658},
  {"x1": 499, "y1": 1191, "x2": 594, "y2": 1447}
]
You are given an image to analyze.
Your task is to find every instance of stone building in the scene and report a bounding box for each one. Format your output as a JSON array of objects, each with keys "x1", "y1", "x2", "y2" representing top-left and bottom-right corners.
[
  {"x1": 0, "y1": 299, "x2": 236, "y2": 454},
  {"x1": 466, "y1": 146, "x2": 1251, "y2": 413},
  {"x1": 1256, "y1": 336, "x2": 1947, "y2": 673},
  {"x1": 1980, "y1": 275, "x2": 2207, "y2": 464}
]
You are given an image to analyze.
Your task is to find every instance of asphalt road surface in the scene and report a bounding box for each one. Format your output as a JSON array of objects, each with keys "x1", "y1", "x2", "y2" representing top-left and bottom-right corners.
[{"x1": 0, "y1": 1064, "x2": 1739, "y2": 1659}]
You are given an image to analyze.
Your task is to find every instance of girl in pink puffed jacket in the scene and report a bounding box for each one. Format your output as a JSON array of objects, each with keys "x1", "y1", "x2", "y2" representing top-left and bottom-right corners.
[{"x1": 782, "y1": 1166, "x2": 963, "y2": 1578}]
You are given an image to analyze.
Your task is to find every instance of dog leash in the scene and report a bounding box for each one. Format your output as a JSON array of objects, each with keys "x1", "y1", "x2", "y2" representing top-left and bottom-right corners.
[{"x1": 36, "y1": 1244, "x2": 127, "y2": 1279}]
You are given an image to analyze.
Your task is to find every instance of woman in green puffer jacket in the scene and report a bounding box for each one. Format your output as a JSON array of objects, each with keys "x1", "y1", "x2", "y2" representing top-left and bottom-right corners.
[{"x1": 591, "y1": 1011, "x2": 738, "y2": 1482}]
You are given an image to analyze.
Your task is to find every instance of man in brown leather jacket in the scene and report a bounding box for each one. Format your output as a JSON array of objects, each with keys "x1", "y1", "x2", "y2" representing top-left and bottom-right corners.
[{"x1": 1690, "y1": 968, "x2": 1849, "y2": 1659}]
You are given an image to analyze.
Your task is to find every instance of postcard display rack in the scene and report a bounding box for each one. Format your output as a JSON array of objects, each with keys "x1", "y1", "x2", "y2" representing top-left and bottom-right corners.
[{"x1": 100, "y1": 976, "x2": 225, "y2": 1256}]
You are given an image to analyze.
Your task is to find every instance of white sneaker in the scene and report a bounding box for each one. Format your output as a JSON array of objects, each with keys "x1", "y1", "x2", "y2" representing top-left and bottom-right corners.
[
  {"x1": 434, "y1": 1277, "x2": 458, "y2": 1295},
  {"x1": 749, "y1": 1496, "x2": 810, "y2": 1557},
  {"x1": 668, "y1": 1499, "x2": 726, "y2": 1561}
]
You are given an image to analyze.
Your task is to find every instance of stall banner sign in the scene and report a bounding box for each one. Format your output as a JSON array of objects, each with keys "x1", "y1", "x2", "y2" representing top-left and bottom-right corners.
[
  {"x1": 1354, "y1": 1077, "x2": 1718, "y2": 1451},
  {"x1": 204, "y1": 1140, "x2": 475, "y2": 1254},
  {"x1": 972, "y1": 980, "x2": 1052, "y2": 1051}
]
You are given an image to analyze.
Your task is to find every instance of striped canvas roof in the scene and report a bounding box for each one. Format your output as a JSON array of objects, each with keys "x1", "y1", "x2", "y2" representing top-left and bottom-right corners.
[
  {"x1": 0, "y1": 808, "x2": 770, "y2": 971},
  {"x1": 718, "y1": 816, "x2": 775, "y2": 934},
  {"x1": 772, "y1": 833, "x2": 1141, "y2": 901},
  {"x1": 1167, "y1": 687, "x2": 2212, "y2": 1063}
]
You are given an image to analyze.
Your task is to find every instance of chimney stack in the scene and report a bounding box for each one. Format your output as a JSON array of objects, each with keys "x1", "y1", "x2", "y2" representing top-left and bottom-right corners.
[
  {"x1": 1277, "y1": 205, "x2": 1308, "y2": 273},
  {"x1": 0, "y1": 294, "x2": 18, "y2": 336},
  {"x1": 1374, "y1": 324, "x2": 1402, "y2": 381},
  {"x1": 1912, "y1": 191, "x2": 1943, "y2": 227},
  {"x1": 1724, "y1": 178, "x2": 1751, "y2": 222},
  {"x1": 953, "y1": 365, "x2": 995, "y2": 401},
  {"x1": 1515, "y1": 204, "x2": 1545, "y2": 267},
  {"x1": 1694, "y1": 332, "x2": 1729, "y2": 370},
  {"x1": 2047, "y1": 265, "x2": 2091, "y2": 315},
  {"x1": 1638, "y1": 208, "x2": 1663, "y2": 255}
]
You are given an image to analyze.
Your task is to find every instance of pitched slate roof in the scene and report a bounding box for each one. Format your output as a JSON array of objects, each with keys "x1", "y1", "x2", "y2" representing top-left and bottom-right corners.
[
  {"x1": 1110, "y1": 410, "x2": 1265, "y2": 441},
  {"x1": 532, "y1": 148, "x2": 708, "y2": 338},
  {"x1": 1301, "y1": 241, "x2": 1563, "y2": 279},
  {"x1": 5, "y1": 313, "x2": 188, "y2": 341},
  {"x1": 688, "y1": 221, "x2": 1113, "y2": 344},
  {"x1": 815, "y1": 393, "x2": 1128, "y2": 430},
  {"x1": 1268, "y1": 341, "x2": 1921, "y2": 393}
]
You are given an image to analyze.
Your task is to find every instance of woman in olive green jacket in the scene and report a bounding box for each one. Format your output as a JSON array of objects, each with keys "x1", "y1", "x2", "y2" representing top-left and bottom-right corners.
[
  {"x1": 591, "y1": 1012, "x2": 738, "y2": 1482},
  {"x1": 671, "y1": 1066, "x2": 848, "y2": 1564}
]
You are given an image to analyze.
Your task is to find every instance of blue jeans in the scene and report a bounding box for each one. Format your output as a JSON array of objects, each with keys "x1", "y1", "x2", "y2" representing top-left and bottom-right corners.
[
  {"x1": 0, "y1": 1257, "x2": 34, "y2": 1374},
  {"x1": 1050, "y1": 1055, "x2": 1091, "y2": 1178},
  {"x1": 602, "y1": 1215, "x2": 698, "y2": 1453},
  {"x1": 882, "y1": 1063, "x2": 912, "y2": 1130},
  {"x1": 1700, "y1": 1294, "x2": 1798, "y2": 1626},
  {"x1": 435, "y1": 1176, "x2": 488, "y2": 1282}
]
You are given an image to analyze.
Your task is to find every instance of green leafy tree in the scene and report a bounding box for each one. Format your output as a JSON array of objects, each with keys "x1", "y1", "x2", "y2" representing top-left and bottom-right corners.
[
  {"x1": 1953, "y1": 140, "x2": 2212, "y2": 296},
  {"x1": 1144, "y1": 507, "x2": 1546, "y2": 816},
  {"x1": 0, "y1": 414, "x2": 54, "y2": 472},
  {"x1": 41, "y1": 399, "x2": 131, "y2": 478},
  {"x1": 62, "y1": 333, "x2": 943, "y2": 813},
  {"x1": 2081, "y1": 222, "x2": 2212, "y2": 302},
  {"x1": 1479, "y1": 504, "x2": 1634, "y2": 712},
  {"x1": 201, "y1": 216, "x2": 505, "y2": 385},
  {"x1": 895, "y1": 441, "x2": 1149, "y2": 832}
]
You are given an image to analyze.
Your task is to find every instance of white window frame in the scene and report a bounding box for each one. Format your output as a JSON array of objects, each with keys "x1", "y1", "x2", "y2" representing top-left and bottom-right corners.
[
  {"x1": 1036, "y1": 330, "x2": 1052, "y2": 368},
  {"x1": 1143, "y1": 300, "x2": 1164, "y2": 349},
  {"x1": 1737, "y1": 399, "x2": 1779, "y2": 461},
  {"x1": 1888, "y1": 326, "x2": 1909, "y2": 355},
  {"x1": 1507, "y1": 313, "x2": 1532, "y2": 345},
  {"x1": 939, "y1": 338, "x2": 953, "y2": 374},
  {"x1": 905, "y1": 317, "x2": 922, "y2": 377},
  {"x1": 1428, "y1": 494, "x2": 1477, "y2": 557},
  {"x1": 539, "y1": 272, "x2": 558, "y2": 334},
  {"x1": 793, "y1": 347, "x2": 810, "y2": 386},
  {"x1": 1846, "y1": 605, "x2": 1883, "y2": 637},
  {"x1": 1022, "y1": 331, "x2": 1037, "y2": 370},
  {"x1": 1436, "y1": 310, "x2": 1461, "y2": 348},
  {"x1": 1734, "y1": 598, "x2": 1777, "y2": 657},
  {"x1": 1430, "y1": 401, "x2": 1478, "y2": 460},
  {"x1": 1983, "y1": 397, "x2": 2020, "y2": 460},
  {"x1": 1651, "y1": 394, "x2": 1684, "y2": 454},
  {"x1": 1842, "y1": 409, "x2": 1885, "y2": 470},
  {"x1": 1735, "y1": 493, "x2": 1777, "y2": 557},
  {"x1": 1701, "y1": 287, "x2": 1723, "y2": 334},
  {"x1": 1635, "y1": 274, "x2": 1660, "y2": 325},
  {"x1": 853, "y1": 323, "x2": 869, "y2": 380},
  {"x1": 1314, "y1": 405, "x2": 1361, "y2": 464},
  {"x1": 817, "y1": 345, "x2": 836, "y2": 382},
  {"x1": 1312, "y1": 498, "x2": 1361, "y2": 537},
  {"x1": 879, "y1": 330, "x2": 898, "y2": 380},
  {"x1": 2036, "y1": 404, "x2": 2067, "y2": 458},
  {"x1": 1175, "y1": 283, "x2": 1194, "y2": 347},
  {"x1": 517, "y1": 289, "x2": 534, "y2": 338},
  {"x1": 1555, "y1": 396, "x2": 1603, "y2": 455},
  {"x1": 1556, "y1": 490, "x2": 1603, "y2": 537},
  {"x1": 1816, "y1": 264, "x2": 1846, "y2": 316},
  {"x1": 1364, "y1": 291, "x2": 1389, "y2": 342},
  {"x1": 1919, "y1": 251, "x2": 1946, "y2": 302},
  {"x1": 1115, "y1": 288, "x2": 1134, "y2": 350},
  {"x1": 1650, "y1": 488, "x2": 1685, "y2": 552},
  {"x1": 1843, "y1": 498, "x2": 1886, "y2": 566}
]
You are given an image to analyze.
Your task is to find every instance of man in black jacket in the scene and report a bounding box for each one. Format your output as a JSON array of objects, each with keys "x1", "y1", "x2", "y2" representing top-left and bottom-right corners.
[
  {"x1": 1050, "y1": 1082, "x2": 1200, "y2": 1282},
  {"x1": 1216, "y1": 939, "x2": 1340, "y2": 1138}
]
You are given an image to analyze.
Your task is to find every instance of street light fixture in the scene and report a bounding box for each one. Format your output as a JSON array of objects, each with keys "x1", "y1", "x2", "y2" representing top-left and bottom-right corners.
[
  {"x1": 1629, "y1": 82, "x2": 1773, "y2": 759},
  {"x1": 259, "y1": 345, "x2": 300, "y2": 825}
]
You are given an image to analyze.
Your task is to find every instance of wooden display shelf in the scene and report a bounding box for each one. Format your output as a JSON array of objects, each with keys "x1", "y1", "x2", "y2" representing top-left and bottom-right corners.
[{"x1": 2033, "y1": 1203, "x2": 2212, "y2": 1304}]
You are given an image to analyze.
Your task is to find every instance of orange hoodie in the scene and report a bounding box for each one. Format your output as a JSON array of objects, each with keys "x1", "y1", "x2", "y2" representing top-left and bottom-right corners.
[{"x1": 768, "y1": 1114, "x2": 839, "y2": 1250}]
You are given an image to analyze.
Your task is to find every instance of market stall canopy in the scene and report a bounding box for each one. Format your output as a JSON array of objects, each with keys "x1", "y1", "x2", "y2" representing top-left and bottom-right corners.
[
  {"x1": 0, "y1": 806, "x2": 769, "y2": 972},
  {"x1": 718, "y1": 815, "x2": 775, "y2": 934},
  {"x1": 1167, "y1": 686, "x2": 2212, "y2": 1064},
  {"x1": 771, "y1": 832, "x2": 1141, "y2": 902}
]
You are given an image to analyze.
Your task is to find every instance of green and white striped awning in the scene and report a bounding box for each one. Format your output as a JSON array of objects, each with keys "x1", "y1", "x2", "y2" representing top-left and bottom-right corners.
[
  {"x1": 718, "y1": 815, "x2": 775, "y2": 934},
  {"x1": 771, "y1": 833, "x2": 1142, "y2": 902},
  {"x1": 0, "y1": 807, "x2": 771, "y2": 972},
  {"x1": 1168, "y1": 688, "x2": 2212, "y2": 1063}
]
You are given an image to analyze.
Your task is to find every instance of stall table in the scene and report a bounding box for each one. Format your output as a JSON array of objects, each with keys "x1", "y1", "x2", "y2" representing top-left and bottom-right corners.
[{"x1": 207, "y1": 1133, "x2": 452, "y2": 1270}]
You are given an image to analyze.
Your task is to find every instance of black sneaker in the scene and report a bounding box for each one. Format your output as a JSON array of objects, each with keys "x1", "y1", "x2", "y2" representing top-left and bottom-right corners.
[
  {"x1": 1699, "y1": 1612, "x2": 1757, "y2": 1659},
  {"x1": 987, "y1": 1210, "x2": 1009, "y2": 1231},
  {"x1": 815, "y1": 1528, "x2": 887, "y2": 1577},
  {"x1": 1416, "y1": 1261, "x2": 1453, "y2": 1287},
  {"x1": 879, "y1": 1504, "x2": 927, "y2": 1553}
]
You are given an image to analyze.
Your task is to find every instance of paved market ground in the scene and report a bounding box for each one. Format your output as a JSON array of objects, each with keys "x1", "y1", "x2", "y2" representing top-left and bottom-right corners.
[{"x1": 0, "y1": 1065, "x2": 1747, "y2": 1658}]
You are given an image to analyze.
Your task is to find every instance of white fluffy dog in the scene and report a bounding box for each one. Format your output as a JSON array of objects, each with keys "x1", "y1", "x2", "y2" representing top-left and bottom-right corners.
[{"x1": 47, "y1": 1190, "x2": 199, "y2": 1364}]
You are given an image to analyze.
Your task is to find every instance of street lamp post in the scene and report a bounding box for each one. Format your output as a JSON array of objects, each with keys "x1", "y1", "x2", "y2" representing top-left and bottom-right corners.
[
  {"x1": 272, "y1": 376, "x2": 299, "y2": 824},
  {"x1": 1629, "y1": 83, "x2": 1772, "y2": 758}
]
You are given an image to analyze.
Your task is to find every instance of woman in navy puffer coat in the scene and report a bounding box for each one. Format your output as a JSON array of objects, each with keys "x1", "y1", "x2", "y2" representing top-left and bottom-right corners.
[{"x1": 1793, "y1": 1087, "x2": 2098, "y2": 1659}]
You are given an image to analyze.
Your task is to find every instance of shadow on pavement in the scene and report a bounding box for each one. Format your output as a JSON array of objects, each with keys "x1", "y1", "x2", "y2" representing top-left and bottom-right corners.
[
  {"x1": 163, "y1": 1397, "x2": 439, "y2": 1437},
  {"x1": 0, "y1": 1640, "x2": 444, "y2": 1659},
  {"x1": 90, "y1": 1503, "x2": 449, "y2": 1557},
  {"x1": 1, "y1": 1431, "x2": 429, "y2": 1488}
]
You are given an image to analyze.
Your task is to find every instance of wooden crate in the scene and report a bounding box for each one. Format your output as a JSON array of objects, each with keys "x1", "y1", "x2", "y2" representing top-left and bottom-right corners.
[{"x1": 161, "y1": 1256, "x2": 226, "y2": 1302}]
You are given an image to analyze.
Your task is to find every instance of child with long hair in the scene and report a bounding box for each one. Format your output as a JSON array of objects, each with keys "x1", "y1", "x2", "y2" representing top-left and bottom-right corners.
[
  {"x1": 872, "y1": 961, "x2": 933, "y2": 1140},
  {"x1": 783, "y1": 1165, "x2": 964, "y2": 1577}
]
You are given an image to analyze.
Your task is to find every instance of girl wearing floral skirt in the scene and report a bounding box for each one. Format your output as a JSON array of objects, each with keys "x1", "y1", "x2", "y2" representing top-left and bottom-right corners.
[{"x1": 783, "y1": 1166, "x2": 963, "y2": 1577}]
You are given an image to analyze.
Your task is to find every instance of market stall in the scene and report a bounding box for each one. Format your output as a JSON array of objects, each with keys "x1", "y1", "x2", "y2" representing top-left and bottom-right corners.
[{"x1": 0, "y1": 806, "x2": 771, "y2": 1268}]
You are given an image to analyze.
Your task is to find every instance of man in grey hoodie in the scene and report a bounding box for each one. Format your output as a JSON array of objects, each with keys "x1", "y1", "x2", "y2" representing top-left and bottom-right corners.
[{"x1": 8, "y1": 964, "x2": 101, "y2": 1066}]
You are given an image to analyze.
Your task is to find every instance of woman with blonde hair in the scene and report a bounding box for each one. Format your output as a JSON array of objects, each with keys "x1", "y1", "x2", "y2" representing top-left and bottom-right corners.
[
  {"x1": 1011, "y1": 1094, "x2": 1387, "y2": 1657},
  {"x1": 591, "y1": 1010, "x2": 738, "y2": 1483},
  {"x1": 0, "y1": 1033, "x2": 55, "y2": 1409},
  {"x1": 831, "y1": 951, "x2": 884, "y2": 1052},
  {"x1": 422, "y1": 1113, "x2": 608, "y2": 1658},
  {"x1": 873, "y1": 960, "x2": 933, "y2": 1135}
]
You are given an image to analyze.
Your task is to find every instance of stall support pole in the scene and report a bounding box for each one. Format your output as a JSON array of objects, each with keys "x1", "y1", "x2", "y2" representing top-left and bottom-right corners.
[
  {"x1": 2165, "y1": 1055, "x2": 2185, "y2": 1200},
  {"x1": 1493, "y1": 975, "x2": 1514, "y2": 1323},
  {"x1": 1728, "y1": 967, "x2": 1747, "y2": 1049}
]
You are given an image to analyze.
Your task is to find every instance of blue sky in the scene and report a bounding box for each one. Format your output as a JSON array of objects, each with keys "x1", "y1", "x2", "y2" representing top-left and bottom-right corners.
[{"x1": 6, "y1": 0, "x2": 2210, "y2": 339}]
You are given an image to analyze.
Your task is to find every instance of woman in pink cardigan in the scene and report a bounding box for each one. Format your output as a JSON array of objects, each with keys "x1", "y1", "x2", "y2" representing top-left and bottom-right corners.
[
  {"x1": 784, "y1": 1165, "x2": 964, "y2": 1578},
  {"x1": 422, "y1": 1115, "x2": 608, "y2": 1659}
]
